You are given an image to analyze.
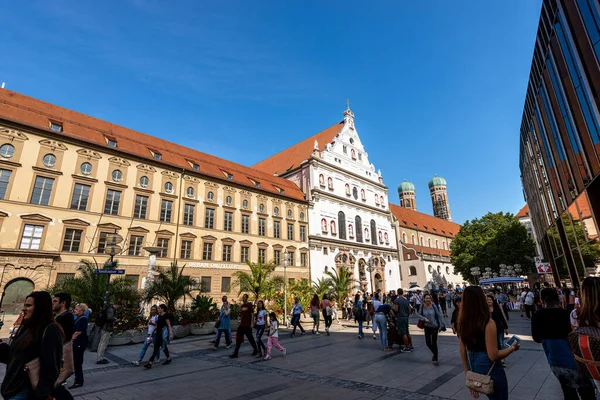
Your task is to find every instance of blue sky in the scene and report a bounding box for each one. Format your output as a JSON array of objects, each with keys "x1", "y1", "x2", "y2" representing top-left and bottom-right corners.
[{"x1": 0, "y1": 0, "x2": 542, "y2": 223}]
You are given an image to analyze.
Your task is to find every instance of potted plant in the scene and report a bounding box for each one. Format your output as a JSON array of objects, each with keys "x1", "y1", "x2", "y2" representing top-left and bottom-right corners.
[
  {"x1": 110, "y1": 306, "x2": 146, "y2": 346},
  {"x1": 189, "y1": 295, "x2": 218, "y2": 335},
  {"x1": 171, "y1": 307, "x2": 192, "y2": 338}
]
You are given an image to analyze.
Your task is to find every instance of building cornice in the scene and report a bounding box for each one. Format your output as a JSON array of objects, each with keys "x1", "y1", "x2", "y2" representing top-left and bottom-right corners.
[
  {"x1": 309, "y1": 235, "x2": 399, "y2": 254},
  {"x1": 312, "y1": 188, "x2": 392, "y2": 218}
]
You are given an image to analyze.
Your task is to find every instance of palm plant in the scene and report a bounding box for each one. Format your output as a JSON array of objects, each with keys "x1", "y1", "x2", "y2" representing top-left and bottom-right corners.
[
  {"x1": 311, "y1": 278, "x2": 331, "y2": 299},
  {"x1": 143, "y1": 262, "x2": 195, "y2": 312},
  {"x1": 325, "y1": 267, "x2": 358, "y2": 302},
  {"x1": 50, "y1": 259, "x2": 140, "y2": 313},
  {"x1": 232, "y1": 260, "x2": 278, "y2": 302},
  {"x1": 290, "y1": 278, "x2": 312, "y2": 309}
]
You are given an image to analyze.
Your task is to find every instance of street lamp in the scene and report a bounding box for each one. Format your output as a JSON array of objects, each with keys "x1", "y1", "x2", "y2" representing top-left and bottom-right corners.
[
  {"x1": 102, "y1": 231, "x2": 123, "y2": 308},
  {"x1": 470, "y1": 267, "x2": 481, "y2": 284},
  {"x1": 366, "y1": 260, "x2": 374, "y2": 294}
]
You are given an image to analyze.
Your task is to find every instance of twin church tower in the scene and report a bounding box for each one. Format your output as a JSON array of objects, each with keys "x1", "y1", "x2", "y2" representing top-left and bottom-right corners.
[{"x1": 398, "y1": 175, "x2": 452, "y2": 221}]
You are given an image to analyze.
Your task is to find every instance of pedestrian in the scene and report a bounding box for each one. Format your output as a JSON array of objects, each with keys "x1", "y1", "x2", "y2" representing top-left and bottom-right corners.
[
  {"x1": 446, "y1": 291, "x2": 452, "y2": 310},
  {"x1": 568, "y1": 277, "x2": 600, "y2": 393},
  {"x1": 144, "y1": 304, "x2": 173, "y2": 369},
  {"x1": 132, "y1": 305, "x2": 158, "y2": 365},
  {"x1": 533, "y1": 288, "x2": 596, "y2": 399},
  {"x1": 0, "y1": 291, "x2": 65, "y2": 400},
  {"x1": 263, "y1": 312, "x2": 286, "y2": 360},
  {"x1": 309, "y1": 294, "x2": 321, "y2": 335},
  {"x1": 365, "y1": 292, "x2": 373, "y2": 329},
  {"x1": 374, "y1": 299, "x2": 393, "y2": 351},
  {"x1": 371, "y1": 293, "x2": 383, "y2": 340},
  {"x1": 439, "y1": 291, "x2": 448, "y2": 318},
  {"x1": 496, "y1": 288, "x2": 509, "y2": 321},
  {"x1": 69, "y1": 303, "x2": 89, "y2": 389},
  {"x1": 567, "y1": 288, "x2": 576, "y2": 313},
  {"x1": 458, "y1": 286, "x2": 519, "y2": 400},
  {"x1": 393, "y1": 288, "x2": 413, "y2": 352},
  {"x1": 523, "y1": 287, "x2": 535, "y2": 319},
  {"x1": 321, "y1": 294, "x2": 333, "y2": 336},
  {"x1": 96, "y1": 301, "x2": 120, "y2": 364},
  {"x1": 451, "y1": 296, "x2": 461, "y2": 335},
  {"x1": 415, "y1": 291, "x2": 423, "y2": 315},
  {"x1": 214, "y1": 296, "x2": 232, "y2": 349},
  {"x1": 331, "y1": 298, "x2": 341, "y2": 324},
  {"x1": 255, "y1": 300, "x2": 267, "y2": 358},
  {"x1": 353, "y1": 293, "x2": 365, "y2": 339},
  {"x1": 229, "y1": 294, "x2": 258, "y2": 358},
  {"x1": 415, "y1": 294, "x2": 445, "y2": 365},
  {"x1": 53, "y1": 293, "x2": 74, "y2": 342},
  {"x1": 486, "y1": 294, "x2": 508, "y2": 367},
  {"x1": 290, "y1": 297, "x2": 306, "y2": 337}
]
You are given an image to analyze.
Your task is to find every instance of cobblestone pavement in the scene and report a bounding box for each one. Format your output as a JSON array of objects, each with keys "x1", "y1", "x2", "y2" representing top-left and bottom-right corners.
[{"x1": 1, "y1": 310, "x2": 566, "y2": 399}]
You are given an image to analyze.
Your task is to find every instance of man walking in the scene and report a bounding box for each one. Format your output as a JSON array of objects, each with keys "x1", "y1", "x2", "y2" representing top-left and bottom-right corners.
[
  {"x1": 53, "y1": 293, "x2": 74, "y2": 342},
  {"x1": 523, "y1": 287, "x2": 535, "y2": 319},
  {"x1": 394, "y1": 289, "x2": 413, "y2": 352},
  {"x1": 97, "y1": 302, "x2": 120, "y2": 364},
  {"x1": 230, "y1": 294, "x2": 258, "y2": 358}
]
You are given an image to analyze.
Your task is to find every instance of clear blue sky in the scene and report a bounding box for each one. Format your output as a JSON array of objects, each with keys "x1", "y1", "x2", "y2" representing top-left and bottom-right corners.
[{"x1": 0, "y1": 1, "x2": 542, "y2": 223}]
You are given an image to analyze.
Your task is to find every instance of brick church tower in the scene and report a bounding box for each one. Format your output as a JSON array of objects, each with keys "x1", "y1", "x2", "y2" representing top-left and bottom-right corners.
[{"x1": 429, "y1": 175, "x2": 452, "y2": 221}]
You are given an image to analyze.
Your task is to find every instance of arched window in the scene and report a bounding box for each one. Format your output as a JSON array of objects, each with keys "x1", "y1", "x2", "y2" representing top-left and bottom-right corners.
[
  {"x1": 328, "y1": 177, "x2": 334, "y2": 190},
  {"x1": 355, "y1": 216, "x2": 363, "y2": 242},
  {"x1": 411, "y1": 234, "x2": 415, "y2": 244},
  {"x1": 428, "y1": 238, "x2": 432, "y2": 247},
  {"x1": 345, "y1": 183, "x2": 350, "y2": 196},
  {"x1": 274, "y1": 207, "x2": 279, "y2": 216},
  {"x1": 330, "y1": 221, "x2": 337, "y2": 235},
  {"x1": 420, "y1": 236, "x2": 424, "y2": 246},
  {"x1": 361, "y1": 189, "x2": 366, "y2": 201},
  {"x1": 446, "y1": 266, "x2": 450, "y2": 274},
  {"x1": 375, "y1": 194, "x2": 380, "y2": 205},
  {"x1": 364, "y1": 228, "x2": 369, "y2": 241},
  {"x1": 437, "y1": 266, "x2": 441, "y2": 273},
  {"x1": 443, "y1": 241, "x2": 447, "y2": 250},
  {"x1": 352, "y1": 187, "x2": 358, "y2": 199},
  {"x1": 338, "y1": 211, "x2": 346, "y2": 239},
  {"x1": 402, "y1": 232, "x2": 407, "y2": 243},
  {"x1": 384, "y1": 232, "x2": 389, "y2": 243},
  {"x1": 348, "y1": 224, "x2": 354, "y2": 238},
  {"x1": 406, "y1": 199, "x2": 411, "y2": 208},
  {"x1": 319, "y1": 174, "x2": 325, "y2": 187},
  {"x1": 435, "y1": 239, "x2": 439, "y2": 249},
  {"x1": 321, "y1": 218, "x2": 328, "y2": 232},
  {"x1": 428, "y1": 265, "x2": 433, "y2": 273},
  {"x1": 370, "y1": 220, "x2": 377, "y2": 244},
  {"x1": 409, "y1": 266, "x2": 417, "y2": 276}
]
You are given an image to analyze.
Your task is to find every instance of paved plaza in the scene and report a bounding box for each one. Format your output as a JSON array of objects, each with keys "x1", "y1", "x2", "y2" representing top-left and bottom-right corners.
[{"x1": 0, "y1": 310, "x2": 567, "y2": 400}]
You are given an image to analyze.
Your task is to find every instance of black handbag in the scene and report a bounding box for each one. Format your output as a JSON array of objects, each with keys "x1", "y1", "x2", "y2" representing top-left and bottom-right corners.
[{"x1": 215, "y1": 319, "x2": 221, "y2": 329}]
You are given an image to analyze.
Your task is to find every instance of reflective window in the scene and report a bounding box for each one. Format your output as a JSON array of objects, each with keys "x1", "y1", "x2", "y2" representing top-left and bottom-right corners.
[
  {"x1": 43, "y1": 154, "x2": 56, "y2": 168},
  {"x1": 0, "y1": 144, "x2": 15, "y2": 158},
  {"x1": 139, "y1": 176, "x2": 149, "y2": 188},
  {"x1": 112, "y1": 169, "x2": 123, "y2": 182},
  {"x1": 80, "y1": 162, "x2": 92, "y2": 175},
  {"x1": 577, "y1": 0, "x2": 600, "y2": 60},
  {"x1": 164, "y1": 182, "x2": 174, "y2": 194},
  {"x1": 0, "y1": 169, "x2": 10, "y2": 199}
]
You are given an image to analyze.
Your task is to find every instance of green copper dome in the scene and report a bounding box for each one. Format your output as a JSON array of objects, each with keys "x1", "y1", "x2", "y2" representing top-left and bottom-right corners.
[
  {"x1": 428, "y1": 175, "x2": 447, "y2": 188},
  {"x1": 398, "y1": 180, "x2": 415, "y2": 193}
]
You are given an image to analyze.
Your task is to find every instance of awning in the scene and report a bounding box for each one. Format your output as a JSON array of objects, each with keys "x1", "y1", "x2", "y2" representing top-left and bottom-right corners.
[{"x1": 479, "y1": 277, "x2": 526, "y2": 285}]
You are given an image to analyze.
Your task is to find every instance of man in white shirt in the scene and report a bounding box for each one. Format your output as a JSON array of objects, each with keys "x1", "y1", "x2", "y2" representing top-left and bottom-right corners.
[{"x1": 523, "y1": 287, "x2": 535, "y2": 319}]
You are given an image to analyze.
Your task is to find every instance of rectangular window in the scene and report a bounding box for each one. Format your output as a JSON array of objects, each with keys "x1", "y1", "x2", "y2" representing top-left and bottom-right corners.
[
  {"x1": 0, "y1": 169, "x2": 12, "y2": 200},
  {"x1": 289, "y1": 252, "x2": 294, "y2": 266},
  {"x1": 50, "y1": 122, "x2": 63, "y2": 132},
  {"x1": 300, "y1": 226, "x2": 306, "y2": 242},
  {"x1": 241, "y1": 246, "x2": 249, "y2": 263},
  {"x1": 287, "y1": 223, "x2": 294, "y2": 240},
  {"x1": 55, "y1": 273, "x2": 74, "y2": 284},
  {"x1": 128, "y1": 235, "x2": 144, "y2": 256},
  {"x1": 20, "y1": 224, "x2": 44, "y2": 250},
  {"x1": 62, "y1": 228, "x2": 82, "y2": 252},
  {"x1": 70, "y1": 183, "x2": 91, "y2": 211},
  {"x1": 201, "y1": 276, "x2": 211, "y2": 293},
  {"x1": 203, "y1": 242, "x2": 213, "y2": 260},
  {"x1": 258, "y1": 248, "x2": 266, "y2": 263},
  {"x1": 104, "y1": 189, "x2": 121, "y2": 215},
  {"x1": 224, "y1": 211, "x2": 233, "y2": 231},
  {"x1": 301, "y1": 252, "x2": 307, "y2": 267},
  {"x1": 241, "y1": 214, "x2": 250, "y2": 234},
  {"x1": 259, "y1": 218, "x2": 265, "y2": 236},
  {"x1": 180, "y1": 240, "x2": 193, "y2": 259},
  {"x1": 274, "y1": 250, "x2": 281, "y2": 265},
  {"x1": 205, "y1": 208, "x2": 215, "y2": 229},
  {"x1": 97, "y1": 232, "x2": 108, "y2": 254},
  {"x1": 107, "y1": 139, "x2": 117, "y2": 148},
  {"x1": 183, "y1": 204, "x2": 195, "y2": 226},
  {"x1": 221, "y1": 277, "x2": 231, "y2": 293},
  {"x1": 577, "y1": 0, "x2": 600, "y2": 62},
  {"x1": 157, "y1": 238, "x2": 169, "y2": 258},
  {"x1": 160, "y1": 199, "x2": 173, "y2": 223},
  {"x1": 133, "y1": 195, "x2": 149, "y2": 219},
  {"x1": 323, "y1": 247, "x2": 328, "y2": 255},
  {"x1": 222, "y1": 244, "x2": 232, "y2": 261},
  {"x1": 273, "y1": 221, "x2": 280, "y2": 238},
  {"x1": 30, "y1": 176, "x2": 54, "y2": 206}
]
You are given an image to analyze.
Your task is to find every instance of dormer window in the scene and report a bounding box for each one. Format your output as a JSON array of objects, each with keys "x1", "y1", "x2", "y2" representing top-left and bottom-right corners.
[
  {"x1": 343, "y1": 145, "x2": 347, "y2": 154},
  {"x1": 254, "y1": 181, "x2": 260, "y2": 188},
  {"x1": 188, "y1": 161, "x2": 200, "y2": 171},
  {"x1": 106, "y1": 138, "x2": 117, "y2": 148},
  {"x1": 151, "y1": 150, "x2": 162, "y2": 160},
  {"x1": 222, "y1": 170, "x2": 233, "y2": 180},
  {"x1": 49, "y1": 121, "x2": 63, "y2": 132}
]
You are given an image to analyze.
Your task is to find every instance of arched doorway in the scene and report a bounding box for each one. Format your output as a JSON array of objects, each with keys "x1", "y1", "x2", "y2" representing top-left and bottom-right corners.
[{"x1": 1, "y1": 278, "x2": 34, "y2": 315}]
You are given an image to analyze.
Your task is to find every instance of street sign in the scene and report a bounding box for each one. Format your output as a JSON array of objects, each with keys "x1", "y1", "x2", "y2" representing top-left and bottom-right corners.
[{"x1": 95, "y1": 269, "x2": 125, "y2": 275}]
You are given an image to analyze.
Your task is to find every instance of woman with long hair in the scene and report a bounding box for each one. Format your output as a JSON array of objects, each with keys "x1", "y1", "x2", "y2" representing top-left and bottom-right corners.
[
  {"x1": 133, "y1": 305, "x2": 158, "y2": 365},
  {"x1": 486, "y1": 294, "x2": 508, "y2": 354},
  {"x1": 321, "y1": 294, "x2": 333, "y2": 336},
  {"x1": 0, "y1": 291, "x2": 65, "y2": 400},
  {"x1": 310, "y1": 294, "x2": 321, "y2": 335},
  {"x1": 255, "y1": 300, "x2": 268, "y2": 357},
  {"x1": 415, "y1": 294, "x2": 445, "y2": 365},
  {"x1": 458, "y1": 286, "x2": 519, "y2": 399},
  {"x1": 144, "y1": 304, "x2": 173, "y2": 369},
  {"x1": 354, "y1": 293, "x2": 365, "y2": 339}
]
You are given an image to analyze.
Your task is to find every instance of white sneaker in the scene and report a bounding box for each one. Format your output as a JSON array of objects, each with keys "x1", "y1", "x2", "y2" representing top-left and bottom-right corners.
[
  {"x1": 315, "y1": 331, "x2": 320, "y2": 335},
  {"x1": 131, "y1": 360, "x2": 141, "y2": 366},
  {"x1": 282, "y1": 348, "x2": 286, "y2": 357},
  {"x1": 264, "y1": 355, "x2": 271, "y2": 360},
  {"x1": 225, "y1": 344, "x2": 231, "y2": 349},
  {"x1": 373, "y1": 334, "x2": 377, "y2": 340}
]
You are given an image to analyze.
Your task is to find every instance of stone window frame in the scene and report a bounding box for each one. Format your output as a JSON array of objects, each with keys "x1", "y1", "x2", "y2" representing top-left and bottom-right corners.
[
  {"x1": 156, "y1": 232, "x2": 173, "y2": 259},
  {"x1": 28, "y1": 174, "x2": 57, "y2": 206},
  {"x1": 60, "y1": 218, "x2": 90, "y2": 253},
  {"x1": 17, "y1": 214, "x2": 52, "y2": 251}
]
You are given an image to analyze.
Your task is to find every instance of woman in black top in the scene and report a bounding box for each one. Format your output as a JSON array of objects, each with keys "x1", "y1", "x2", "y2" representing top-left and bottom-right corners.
[
  {"x1": 69, "y1": 303, "x2": 89, "y2": 389},
  {"x1": 458, "y1": 287, "x2": 518, "y2": 400},
  {"x1": 144, "y1": 304, "x2": 173, "y2": 369},
  {"x1": 0, "y1": 291, "x2": 64, "y2": 400},
  {"x1": 486, "y1": 294, "x2": 508, "y2": 352}
]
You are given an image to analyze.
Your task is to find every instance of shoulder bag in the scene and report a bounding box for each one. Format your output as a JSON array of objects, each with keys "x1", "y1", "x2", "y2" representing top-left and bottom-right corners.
[
  {"x1": 24, "y1": 324, "x2": 73, "y2": 389},
  {"x1": 465, "y1": 351, "x2": 495, "y2": 395},
  {"x1": 417, "y1": 305, "x2": 425, "y2": 329}
]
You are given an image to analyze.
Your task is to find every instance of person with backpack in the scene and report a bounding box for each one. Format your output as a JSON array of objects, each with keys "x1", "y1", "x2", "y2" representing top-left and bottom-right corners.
[
  {"x1": 97, "y1": 302, "x2": 120, "y2": 364},
  {"x1": 533, "y1": 288, "x2": 596, "y2": 399},
  {"x1": 353, "y1": 293, "x2": 365, "y2": 339},
  {"x1": 415, "y1": 294, "x2": 445, "y2": 365},
  {"x1": 568, "y1": 277, "x2": 600, "y2": 393},
  {"x1": 290, "y1": 297, "x2": 306, "y2": 337}
]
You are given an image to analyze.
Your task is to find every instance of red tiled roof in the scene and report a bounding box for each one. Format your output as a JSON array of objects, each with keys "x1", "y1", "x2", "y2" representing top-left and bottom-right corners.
[
  {"x1": 516, "y1": 204, "x2": 529, "y2": 218},
  {"x1": 252, "y1": 122, "x2": 343, "y2": 175},
  {"x1": 390, "y1": 204, "x2": 461, "y2": 238},
  {"x1": 0, "y1": 89, "x2": 305, "y2": 201},
  {"x1": 404, "y1": 243, "x2": 451, "y2": 257}
]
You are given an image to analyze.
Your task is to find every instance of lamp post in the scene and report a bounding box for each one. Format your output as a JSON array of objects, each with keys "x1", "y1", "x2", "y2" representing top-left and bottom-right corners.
[
  {"x1": 283, "y1": 250, "x2": 288, "y2": 327},
  {"x1": 102, "y1": 231, "x2": 123, "y2": 308},
  {"x1": 366, "y1": 260, "x2": 374, "y2": 294}
]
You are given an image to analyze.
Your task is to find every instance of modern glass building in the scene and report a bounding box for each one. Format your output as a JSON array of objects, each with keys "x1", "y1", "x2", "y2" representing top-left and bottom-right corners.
[{"x1": 519, "y1": 0, "x2": 600, "y2": 286}]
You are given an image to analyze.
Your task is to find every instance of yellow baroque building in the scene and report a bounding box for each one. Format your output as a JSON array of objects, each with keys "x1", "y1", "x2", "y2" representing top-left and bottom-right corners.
[{"x1": 0, "y1": 90, "x2": 309, "y2": 314}]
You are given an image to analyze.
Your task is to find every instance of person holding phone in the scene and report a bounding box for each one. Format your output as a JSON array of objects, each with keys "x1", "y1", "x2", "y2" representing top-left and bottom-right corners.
[
  {"x1": 458, "y1": 286, "x2": 519, "y2": 399},
  {"x1": 532, "y1": 288, "x2": 596, "y2": 399}
]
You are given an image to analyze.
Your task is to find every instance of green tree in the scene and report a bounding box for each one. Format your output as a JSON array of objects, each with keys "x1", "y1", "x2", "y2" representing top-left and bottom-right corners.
[
  {"x1": 50, "y1": 259, "x2": 140, "y2": 313},
  {"x1": 324, "y1": 267, "x2": 358, "y2": 302},
  {"x1": 311, "y1": 278, "x2": 331, "y2": 298},
  {"x1": 290, "y1": 278, "x2": 312, "y2": 308},
  {"x1": 232, "y1": 260, "x2": 279, "y2": 302},
  {"x1": 450, "y1": 212, "x2": 536, "y2": 281},
  {"x1": 143, "y1": 262, "x2": 195, "y2": 312}
]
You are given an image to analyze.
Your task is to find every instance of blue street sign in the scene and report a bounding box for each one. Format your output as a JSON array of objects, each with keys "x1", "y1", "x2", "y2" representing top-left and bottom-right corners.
[{"x1": 95, "y1": 269, "x2": 125, "y2": 275}]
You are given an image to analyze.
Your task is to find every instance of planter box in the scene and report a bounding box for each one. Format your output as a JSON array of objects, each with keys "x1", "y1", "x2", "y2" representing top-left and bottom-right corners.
[
  {"x1": 172, "y1": 324, "x2": 191, "y2": 338},
  {"x1": 130, "y1": 329, "x2": 147, "y2": 344},
  {"x1": 109, "y1": 331, "x2": 132, "y2": 346},
  {"x1": 190, "y1": 323, "x2": 212, "y2": 335}
]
